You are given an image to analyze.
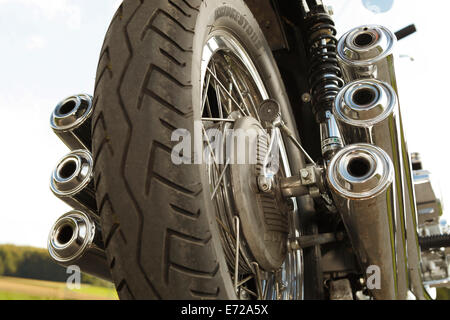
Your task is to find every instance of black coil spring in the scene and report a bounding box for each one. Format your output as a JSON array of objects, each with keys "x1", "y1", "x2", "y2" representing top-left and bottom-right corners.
[{"x1": 305, "y1": 13, "x2": 344, "y2": 117}]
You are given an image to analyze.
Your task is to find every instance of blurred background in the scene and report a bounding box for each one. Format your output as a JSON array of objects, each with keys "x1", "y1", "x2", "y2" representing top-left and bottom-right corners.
[{"x1": 0, "y1": 0, "x2": 448, "y2": 299}]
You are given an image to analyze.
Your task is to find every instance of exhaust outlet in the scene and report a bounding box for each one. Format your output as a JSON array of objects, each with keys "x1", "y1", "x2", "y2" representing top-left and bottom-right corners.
[
  {"x1": 337, "y1": 26, "x2": 424, "y2": 299},
  {"x1": 50, "y1": 94, "x2": 93, "y2": 151},
  {"x1": 327, "y1": 144, "x2": 396, "y2": 300},
  {"x1": 48, "y1": 210, "x2": 111, "y2": 282},
  {"x1": 50, "y1": 149, "x2": 97, "y2": 217},
  {"x1": 337, "y1": 25, "x2": 397, "y2": 86}
]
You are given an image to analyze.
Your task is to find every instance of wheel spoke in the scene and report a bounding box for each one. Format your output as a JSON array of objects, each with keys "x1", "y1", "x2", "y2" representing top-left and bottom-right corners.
[
  {"x1": 207, "y1": 67, "x2": 249, "y2": 117},
  {"x1": 228, "y1": 68, "x2": 252, "y2": 117},
  {"x1": 251, "y1": 262, "x2": 264, "y2": 300},
  {"x1": 205, "y1": 95, "x2": 213, "y2": 118},
  {"x1": 201, "y1": 72, "x2": 211, "y2": 115},
  {"x1": 226, "y1": 82, "x2": 233, "y2": 115},
  {"x1": 211, "y1": 62, "x2": 225, "y2": 119},
  {"x1": 237, "y1": 275, "x2": 254, "y2": 287},
  {"x1": 201, "y1": 117, "x2": 236, "y2": 123},
  {"x1": 234, "y1": 216, "x2": 241, "y2": 294},
  {"x1": 202, "y1": 125, "x2": 220, "y2": 175},
  {"x1": 215, "y1": 217, "x2": 236, "y2": 243},
  {"x1": 241, "y1": 286, "x2": 258, "y2": 298},
  {"x1": 211, "y1": 158, "x2": 231, "y2": 200}
]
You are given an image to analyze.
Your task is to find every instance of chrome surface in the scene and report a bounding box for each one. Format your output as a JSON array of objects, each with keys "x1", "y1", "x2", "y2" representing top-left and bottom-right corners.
[
  {"x1": 201, "y1": 30, "x2": 302, "y2": 299},
  {"x1": 50, "y1": 149, "x2": 97, "y2": 217},
  {"x1": 327, "y1": 144, "x2": 397, "y2": 300},
  {"x1": 337, "y1": 25, "x2": 424, "y2": 299},
  {"x1": 50, "y1": 94, "x2": 93, "y2": 151},
  {"x1": 320, "y1": 111, "x2": 344, "y2": 160},
  {"x1": 337, "y1": 25, "x2": 396, "y2": 84},
  {"x1": 279, "y1": 176, "x2": 309, "y2": 198},
  {"x1": 333, "y1": 79, "x2": 409, "y2": 298},
  {"x1": 48, "y1": 210, "x2": 111, "y2": 282}
]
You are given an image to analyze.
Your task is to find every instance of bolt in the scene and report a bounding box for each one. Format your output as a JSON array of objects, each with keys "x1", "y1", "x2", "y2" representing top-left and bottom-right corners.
[
  {"x1": 301, "y1": 170, "x2": 310, "y2": 179},
  {"x1": 359, "y1": 278, "x2": 364, "y2": 285},
  {"x1": 240, "y1": 289, "x2": 250, "y2": 300},
  {"x1": 258, "y1": 176, "x2": 273, "y2": 193},
  {"x1": 289, "y1": 240, "x2": 300, "y2": 251},
  {"x1": 302, "y1": 93, "x2": 311, "y2": 103}
]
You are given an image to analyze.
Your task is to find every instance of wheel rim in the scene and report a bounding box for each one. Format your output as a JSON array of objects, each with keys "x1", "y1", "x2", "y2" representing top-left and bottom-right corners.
[{"x1": 200, "y1": 29, "x2": 303, "y2": 300}]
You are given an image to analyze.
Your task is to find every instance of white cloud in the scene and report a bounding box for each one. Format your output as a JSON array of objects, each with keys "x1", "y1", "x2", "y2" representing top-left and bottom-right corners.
[
  {"x1": 0, "y1": 0, "x2": 81, "y2": 30},
  {"x1": 26, "y1": 35, "x2": 47, "y2": 50}
]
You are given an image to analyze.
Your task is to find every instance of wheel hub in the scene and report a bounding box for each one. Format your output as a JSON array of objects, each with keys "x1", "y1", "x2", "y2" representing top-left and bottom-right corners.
[{"x1": 229, "y1": 116, "x2": 289, "y2": 271}]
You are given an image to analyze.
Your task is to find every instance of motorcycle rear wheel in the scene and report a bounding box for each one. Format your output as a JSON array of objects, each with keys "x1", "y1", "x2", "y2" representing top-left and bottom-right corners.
[{"x1": 93, "y1": 0, "x2": 307, "y2": 299}]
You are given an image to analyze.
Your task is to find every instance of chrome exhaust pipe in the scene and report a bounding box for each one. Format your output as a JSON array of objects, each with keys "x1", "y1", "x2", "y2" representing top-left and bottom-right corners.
[
  {"x1": 337, "y1": 25, "x2": 424, "y2": 298},
  {"x1": 48, "y1": 210, "x2": 111, "y2": 282},
  {"x1": 50, "y1": 150, "x2": 97, "y2": 217},
  {"x1": 333, "y1": 79, "x2": 409, "y2": 298},
  {"x1": 327, "y1": 144, "x2": 396, "y2": 300},
  {"x1": 50, "y1": 94, "x2": 93, "y2": 151},
  {"x1": 336, "y1": 25, "x2": 396, "y2": 85}
]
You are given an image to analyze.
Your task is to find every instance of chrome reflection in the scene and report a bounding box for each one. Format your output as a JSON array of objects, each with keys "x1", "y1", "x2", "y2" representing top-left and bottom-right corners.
[
  {"x1": 327, "y1": 144, "x2": 396, "y2": 300},
  {"x1": 50, "y1": 150, "x2": 97, "y2": 217},
  {"x1": 337, "y1": 25, "x2": 424, "y2": 299},
  {"x1": 50, "y1": 94, "x2": 93, "y2": 151},
  {"x1": 48, "y1": 210, "x2": 111, "y2": 282}
]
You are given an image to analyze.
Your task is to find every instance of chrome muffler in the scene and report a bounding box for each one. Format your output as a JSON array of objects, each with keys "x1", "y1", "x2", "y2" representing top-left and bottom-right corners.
[
  {"x1": 50, "y1": 94, "x2": 93, "y2": 151},
  {"x1": 336, "y1": 25, "x2": 424, "y2": 299},
  {"x1": 48, "y1": 210, "x2": 111, "y2": 282},
  {"x1": 333, "y1": 79, "x2": 409, "y2": 298},
  {"x1": 50, "y1": 149, "x2": 97, "y2": 217},
  {"x1": 337, "y1": 25, "x2": 396, "y2": 86},
  {"x1": 327, "y1": 144, "x2": 396, "y2": 300}
]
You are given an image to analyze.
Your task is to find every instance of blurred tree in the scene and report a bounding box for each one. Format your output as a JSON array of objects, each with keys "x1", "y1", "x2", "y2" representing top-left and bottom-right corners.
[{"x1": 0, "y1": 245, "x2": 112, "y2": 288}]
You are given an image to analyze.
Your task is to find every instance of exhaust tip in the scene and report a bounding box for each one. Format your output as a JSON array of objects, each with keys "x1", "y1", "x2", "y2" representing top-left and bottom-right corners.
[
  {"x1": 337, "y1": 25, "x2": 395, "y2": 65},
  {"x1": 48, "y1": 211, "x2": 95, "y2": 263},
  {"x1": 334, "y1": 79, "x2": 396, "y2": 126},
  {"x1": 50, "y1": 94, "x2": 93, "y2": 131},
  {"x1": 50, "y1": 149, "x2": 93, "y2": 196},
  {"x1": 353, "y1": 31, "x2": 376, "y2": 47},
  {"x1": 327, "y1": 144, "x2": 394, "y2": 199}
]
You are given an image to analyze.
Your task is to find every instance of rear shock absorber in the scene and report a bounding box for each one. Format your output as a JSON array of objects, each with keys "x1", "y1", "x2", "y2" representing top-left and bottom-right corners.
[{"x1": 301, "y1": 1, "x2": 344, "y2": 160}]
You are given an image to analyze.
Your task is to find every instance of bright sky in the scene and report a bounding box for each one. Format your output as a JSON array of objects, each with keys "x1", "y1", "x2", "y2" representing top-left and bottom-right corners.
[{"x1": 0, "y1": 0, "x2": 448, "y2": 248}]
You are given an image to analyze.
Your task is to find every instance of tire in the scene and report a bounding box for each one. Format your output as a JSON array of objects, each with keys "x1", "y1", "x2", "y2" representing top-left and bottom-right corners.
[{"x1": 92, "y1": 0, "x2": 305, "y2": 299}]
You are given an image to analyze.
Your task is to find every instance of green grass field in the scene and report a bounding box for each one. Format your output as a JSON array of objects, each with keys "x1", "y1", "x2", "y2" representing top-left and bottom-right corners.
[{"x1": 0, "y1": 276, "x2": 118, "y2": 300}]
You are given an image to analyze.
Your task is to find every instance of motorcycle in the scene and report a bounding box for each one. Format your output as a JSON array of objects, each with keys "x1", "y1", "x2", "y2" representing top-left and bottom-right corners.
[{"x1": 45, "y1": 0, "x2": 450, "y2": 300}]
